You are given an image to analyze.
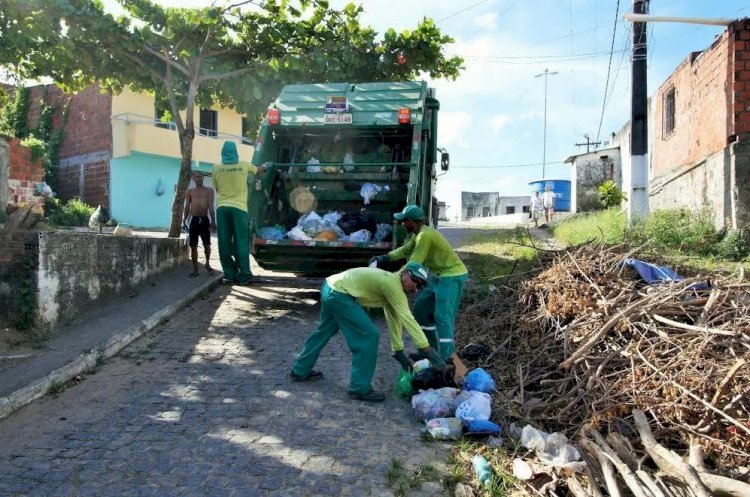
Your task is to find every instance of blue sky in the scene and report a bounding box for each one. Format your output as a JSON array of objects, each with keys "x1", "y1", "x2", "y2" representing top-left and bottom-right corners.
[{"x1": 109, "y1": 1, "x2": 749, "y2": 218}]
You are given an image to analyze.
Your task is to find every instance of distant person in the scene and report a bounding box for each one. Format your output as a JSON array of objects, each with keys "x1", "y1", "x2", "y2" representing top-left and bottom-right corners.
[
  {"x1": 543, "y1": 185, "x2": 556, "y2": 223},
  {"x1": 531, "y1": 191, "x2": 544, "y2": 227},
  {"x1": 291, "y1": 264, "x2": 443, "y2": 402},
  {"x1": 183, "y1": 171, "x2": 216, "y2": 277},
  {"x1": 369, "y1": 205, "x2": 469, "y2": 362},
  {"x1": 212, "y1": 141, "x2": 266, "y2": 285}
]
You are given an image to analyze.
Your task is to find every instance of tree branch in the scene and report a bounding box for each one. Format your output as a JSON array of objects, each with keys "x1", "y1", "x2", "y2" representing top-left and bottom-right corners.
[
  {"x1": 198, "y1": 66, "x2": 255, "y2": 83},
  {"x1": 141, "y1": 43, "x2": 190, "y2": 76}
]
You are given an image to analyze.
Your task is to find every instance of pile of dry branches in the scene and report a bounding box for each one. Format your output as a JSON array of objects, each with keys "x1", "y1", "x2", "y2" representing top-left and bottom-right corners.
[{"x1": 455, "y1": 243, "x2": 750, "y2": 496}]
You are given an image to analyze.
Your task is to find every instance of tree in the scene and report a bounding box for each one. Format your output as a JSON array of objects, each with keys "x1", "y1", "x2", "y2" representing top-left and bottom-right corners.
[{"x1": 0, "y1": 0, "x2": 463, "y2": 237}]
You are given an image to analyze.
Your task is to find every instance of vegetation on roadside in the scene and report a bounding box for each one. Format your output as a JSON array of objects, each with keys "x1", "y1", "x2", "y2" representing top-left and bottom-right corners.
[
  {"x1": 446, "y1": 440, "x2": 527, "y2": 497},
  {"x1": 45, "y1": 198, "x2": 95, "y2": 227},
  {"x1": 385, "y1": 458, "x2": 442, "y2": 497},
  {"x1": 458, "y1": 227, "x2": 539, "y2": 283},
  {"x1": 552, "y1": 207, "x2": 749, "y2": 270}
]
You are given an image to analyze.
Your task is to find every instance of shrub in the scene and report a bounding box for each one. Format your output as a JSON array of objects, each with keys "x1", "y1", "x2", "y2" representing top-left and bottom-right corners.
[
  {"x1": 20, "y1": 135, "x2": 46, "y2": 161},
  {"x1": 46, "y1": 198, "x2": 95, "y2": 226},
  {"x1": 625, "y1": 208, "x2": 721, "y2": 255},
  {"x1": 598, "y1": 180, "x2": 627, "y2": 208},
  {"x1": 713, "y1": 230, "x2": 748, "y2": 261},
  {"x1": 553, "y1": 208, "x2": 626, "y2": 246}
]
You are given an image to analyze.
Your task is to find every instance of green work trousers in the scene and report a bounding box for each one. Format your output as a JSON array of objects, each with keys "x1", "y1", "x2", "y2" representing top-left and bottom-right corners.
[
  {"x1": 216, "y1": 206, "x2": 252, "y2": 283},
  {"x1": 412, "y1": 273, "x2": 468, "y2": 360},
  {"x1": 292, "y1": 282, "x2": 380, "y2": 395}
]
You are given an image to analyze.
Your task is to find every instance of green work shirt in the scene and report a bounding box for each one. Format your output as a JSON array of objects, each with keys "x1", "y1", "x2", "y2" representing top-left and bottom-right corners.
[
  {"x1": 388, "y1": 226, "x2": 468, "y2": 277},
  {"x1": 327, "y1": 267, "x2": 429, "y2": 352},
  {"x1": 212, "y1": 161, "x2": 257, "y2": 212}
]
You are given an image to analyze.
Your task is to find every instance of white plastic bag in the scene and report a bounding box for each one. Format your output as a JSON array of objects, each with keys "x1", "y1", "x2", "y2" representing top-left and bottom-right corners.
[
  {"x1": 374, "y1": 223, "x2": 393, "y2": 242},
  {"x1": 342, "y1": 151, "x2": 355, "y2": 172},
  {"x1": 456, "y1": 391, "x2": 491, "y2": 421},
  {"x1": 425, "y1": 418, "x2": 463, "y2": 441},
  {"x1": 359, "y1": 183, "x2": 381, "y2": 205},
  {"x1": 520, "y1": 425, "x2": 586, "y2": 470},
  {"x1": 287, "y1": 226, "x2": 312, "y2": 241},
  {"x1": 347, "y1": 229, "x2": 371, "y2": 242},
  {"x1": 411, "y1": 388, "x2": 459, "y2": 421},
  {"x1": 323, "y1": 212, "x2": 342, "y2": 225},
  {"x1": 306, "y1": 157, "x2": 321, "y2": 173}
]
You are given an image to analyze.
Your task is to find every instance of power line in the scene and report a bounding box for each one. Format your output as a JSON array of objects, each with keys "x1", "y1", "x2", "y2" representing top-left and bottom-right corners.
[
  {"x1": 451, "y1": 161, "x2": 565, "y2": 169},
  {"x1": 436, "y1": 0, "x2": 492, "y2": 23},
  {"x1": 595, "y1": 0, "x2": 620, "y2": 143},
  {"x1": 463, "y1": 49, "x2": 625, "y2": 60}
]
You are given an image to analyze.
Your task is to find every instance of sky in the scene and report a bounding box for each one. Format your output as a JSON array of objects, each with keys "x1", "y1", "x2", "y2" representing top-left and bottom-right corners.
[{"x1": 100, "y1": 1, "x2": 749, "y2": 218}]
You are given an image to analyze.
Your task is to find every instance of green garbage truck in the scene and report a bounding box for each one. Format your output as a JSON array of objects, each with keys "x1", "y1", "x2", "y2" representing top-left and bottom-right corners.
[{"x1": 248, "y1": 81, "x2": 448, "y2": 274}]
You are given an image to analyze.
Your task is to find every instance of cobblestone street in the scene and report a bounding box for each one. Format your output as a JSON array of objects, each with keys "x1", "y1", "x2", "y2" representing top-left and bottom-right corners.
[{"x1": 0, "y1": 276, "x2": 449, "y2": 496}]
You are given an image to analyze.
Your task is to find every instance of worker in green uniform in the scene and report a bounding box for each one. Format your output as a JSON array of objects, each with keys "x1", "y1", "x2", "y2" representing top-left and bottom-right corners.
[
  {"x1": 291, "y1": 263, "x2": 445, "y2": 402},
  {"x1": 212, "y1": 141, "x2": 265, "y2": 285},
  {"x1": 370, "y1": 205, "x2": 469, "y2": 361}
]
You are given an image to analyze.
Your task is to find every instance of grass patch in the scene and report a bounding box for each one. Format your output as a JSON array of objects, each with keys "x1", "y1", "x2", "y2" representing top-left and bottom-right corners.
[
  {"x1": 49, "y1": 379, "x2": 66, "y2": 394},
  {"x1": 385, "y1": 458, "x2": 442, "y2": 497},
  {"x1": 552, "y1": 208, "x2": 626, "y2": 246},
  {"x1": 448, "y1": 440, "x2": 529, "y2": 497},
  {"x1": 458, "y1": 227, "x2": 538, "y2": 283}
]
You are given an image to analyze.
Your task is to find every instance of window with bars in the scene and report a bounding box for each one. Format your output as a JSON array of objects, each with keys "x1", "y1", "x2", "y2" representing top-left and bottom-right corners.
[
  {"x1": 199, "y1": 109, "x2": 218, "y2": 137},
  {"x1": 663, "y1": 87, "x2": 676, "y2": 137}
]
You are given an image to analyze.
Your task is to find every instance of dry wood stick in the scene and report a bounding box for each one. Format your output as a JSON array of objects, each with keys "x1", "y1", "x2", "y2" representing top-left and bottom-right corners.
[{"x1": 651, "y1": 314, "x2": 737, "y2": 337}]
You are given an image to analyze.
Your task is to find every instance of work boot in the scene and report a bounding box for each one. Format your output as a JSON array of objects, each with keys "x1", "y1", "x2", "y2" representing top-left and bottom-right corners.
[
  {"x1": 290, "y1": 370, "x2": 324, "y2": 382},
  {"x1": 347, "y1": 388, "x2": 385, "y2": 402}
]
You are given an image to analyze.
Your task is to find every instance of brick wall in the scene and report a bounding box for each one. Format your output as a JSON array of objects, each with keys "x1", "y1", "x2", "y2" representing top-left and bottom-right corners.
[
  {"x1": 6, "y1": 138, "x2": 45, "y2": 205},
  {"x1": 26, "y1": 84, "x2": 112, "y2": 208},
  {"x1": 730, "y1": 19, "x2": 750, "y2": 138},
  {"x1": 651, "y1": 33, "x2": 731, "y2": 178},
  {"x1": 0, "y1": 231, "x2": 38, "y2": 325}
]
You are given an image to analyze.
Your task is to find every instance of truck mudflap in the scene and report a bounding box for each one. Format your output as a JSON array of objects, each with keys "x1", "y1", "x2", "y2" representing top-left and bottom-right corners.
[{"x1": 252, "y1": 238, "x2": 392, "y2": 275}]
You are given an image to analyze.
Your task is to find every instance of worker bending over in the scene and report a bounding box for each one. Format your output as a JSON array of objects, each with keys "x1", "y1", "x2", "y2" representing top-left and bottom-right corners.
[
  {"x1": 291, "y1": 263, "x2": 444, "y2": 402},
  {"x1": 370, "y1": 205, "x2": 469, "y2": 361}
]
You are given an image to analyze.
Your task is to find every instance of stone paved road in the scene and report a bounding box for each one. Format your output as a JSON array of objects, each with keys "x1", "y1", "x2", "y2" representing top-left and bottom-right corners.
[{"x1": 0, "y1": 276, "x2": 450, "y2": 496}]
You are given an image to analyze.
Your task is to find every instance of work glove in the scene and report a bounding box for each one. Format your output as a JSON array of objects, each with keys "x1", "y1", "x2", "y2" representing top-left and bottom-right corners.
[
  {"x1": 393, "y1": 350, "x2": 414, "y2": 372},
  {"x1": 424, "y1": 347, "x2": 447, "y2": 372},
  {"x1": 368, "y1": 255, "x2": 390, "y2": 267}
]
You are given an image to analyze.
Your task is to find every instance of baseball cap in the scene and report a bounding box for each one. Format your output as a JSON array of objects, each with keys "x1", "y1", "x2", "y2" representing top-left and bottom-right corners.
[
  {"x1": 394, "y1": 205, "x2": 424, "y2": 221},
  {"x1": 405, "y1": 262, "x2": 429, "y2": 284}
]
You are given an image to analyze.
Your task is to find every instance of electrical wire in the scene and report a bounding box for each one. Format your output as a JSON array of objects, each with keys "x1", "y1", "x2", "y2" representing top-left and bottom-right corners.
[
  {"x1": 451, "y1": 161, "x2": 565, "y2": 169},
  {"x1": 436, "y1": 0, "x2": 492, "y2": 23},
  {"x1": 595, "y1": 0, "x2": 620, "y2": 143}
]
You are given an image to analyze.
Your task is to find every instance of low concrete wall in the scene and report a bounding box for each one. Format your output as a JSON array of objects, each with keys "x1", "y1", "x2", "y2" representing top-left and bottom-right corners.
[
  {"x1": 0, "y1": 230, "x2": 187, "y2": 329},
  {"x1": 35, "y1": 231, "x2": 187, "y2": 327}
]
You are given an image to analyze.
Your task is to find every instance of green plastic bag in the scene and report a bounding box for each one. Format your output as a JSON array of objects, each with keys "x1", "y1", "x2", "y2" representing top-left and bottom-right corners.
[{"x1": 395, "y1": 368, "x2": 414, "y2": 400}]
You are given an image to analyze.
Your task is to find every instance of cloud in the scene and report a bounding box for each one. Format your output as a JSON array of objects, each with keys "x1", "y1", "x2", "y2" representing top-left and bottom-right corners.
[
  {"x1": 490, "y1": 114, "x2": 510, "y2": 135},
  {"x1": 438, "y1": 111, "x2": 472, "y2": 149}
]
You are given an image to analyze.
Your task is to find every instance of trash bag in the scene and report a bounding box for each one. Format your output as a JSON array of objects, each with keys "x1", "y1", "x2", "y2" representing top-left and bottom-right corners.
[
  {"x1": 412, "y1": 366, "x2": 457, "y2": 391},
  {"x1": 306, "y1": 157, "x2": 321, "y2": 173},
  {"x1": 359, "y1": 183, "x2": 381, "y2": 205},
  {"x1": 314, "y1": 230, "x2": 338, "y2": 241},
  {"x1": 374, "y1": 223, "x2": 393, "y2": 242},
  {"x1": 287, "y1": 226, "x2": 311, "y2": 241},
  {"x1": 425, "y1": 418, "x2": 463, "y2": 441},
  {"x1": 463, "y1": 419, "x2": 502, "y2": 437},
  {"x1": 323, "y1": 212, "x2": 342, "y2": 225},
  {"x1": 413, "y1": 359, "x2": 431, "y2": 373},
  {"x1": 342, "y1": 151, "x2": 355, "y2": 172},
  {"x1": 459, "y1": 343, "x2": 491, "y2": 362},
  {"x1": 337, "y1": 212, "x2": 377, "y2": 235},
  {"x1": 258, "y1": 225, "x2": 286, "y2": 240},
  {"x1": 463, "y1": 368, "x2": 495, "y2": 394},
  {"x1": 411, "y1": 388, "x2": 459, "y2": 421},
  {"x1": 520, "y1": 425, "x2": 586, "y2": 470},
  {"x1": 346, "y1": 229, "x2": 371, "y2": 243},
  {"x1": 395, "y1": 368, "x2": 413, "y2": 400},
  {"x1": 456, "y1": 391, "x2": 492, "y2": 421}
]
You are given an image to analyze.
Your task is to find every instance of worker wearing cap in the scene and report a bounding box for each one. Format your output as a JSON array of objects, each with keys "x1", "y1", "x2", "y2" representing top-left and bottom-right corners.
[
  {"x1": 370, "y1": 205, "x2": 469, "y2": 361},
  {"x1": 291, "y1": 263, "x2": 444, "y2": 402}
]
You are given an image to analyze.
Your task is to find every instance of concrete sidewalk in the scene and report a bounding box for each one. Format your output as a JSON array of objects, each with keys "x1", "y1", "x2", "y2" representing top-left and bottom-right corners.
[{"x1": 0, "y1": 260, "x2": 222, "y2": 419}]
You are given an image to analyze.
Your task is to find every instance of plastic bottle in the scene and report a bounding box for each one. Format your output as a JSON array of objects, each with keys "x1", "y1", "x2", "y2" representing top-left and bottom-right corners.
[{"x1": 472, "y1": 455, "x2": 492, "y2": 486}]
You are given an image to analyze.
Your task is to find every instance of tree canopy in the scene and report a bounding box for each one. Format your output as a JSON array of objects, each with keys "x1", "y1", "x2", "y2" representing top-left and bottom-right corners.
[{"x1": 0, "y1": 0, "x2": 464, "y2": 236}]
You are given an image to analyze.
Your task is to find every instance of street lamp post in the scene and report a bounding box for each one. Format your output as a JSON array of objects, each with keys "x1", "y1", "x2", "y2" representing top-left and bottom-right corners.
[{"x1": 534, "y1": 68, "x2": 559, "y2": 179}]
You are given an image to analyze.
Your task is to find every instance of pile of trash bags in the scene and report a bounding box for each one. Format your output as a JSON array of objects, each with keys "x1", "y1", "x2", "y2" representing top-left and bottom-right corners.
[
  {"x1": 399, "y1": 364, "x2": 502, "y2": 442},
  {"x1": 257, "y1": 210, "x2": 393, "y2": 243}
]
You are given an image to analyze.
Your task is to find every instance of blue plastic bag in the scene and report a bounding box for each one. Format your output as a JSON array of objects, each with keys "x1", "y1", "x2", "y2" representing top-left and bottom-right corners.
[
  {"x1": 464, "y1": 419, "x2": 502, "y2": 437},
  {"x1": 463, "y1": 368, "x2": 495, "y2": 394}
]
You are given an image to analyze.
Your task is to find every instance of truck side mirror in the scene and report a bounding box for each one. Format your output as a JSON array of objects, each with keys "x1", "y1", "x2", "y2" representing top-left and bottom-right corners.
[{"x1": 440, "y1": 151, "x2": 450, "y2": 172}]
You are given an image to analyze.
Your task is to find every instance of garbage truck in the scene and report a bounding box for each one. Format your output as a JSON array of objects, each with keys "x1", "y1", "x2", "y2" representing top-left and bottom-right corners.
[{"x1": 248, "y1": 81, "x2": 448, "y2": 274}]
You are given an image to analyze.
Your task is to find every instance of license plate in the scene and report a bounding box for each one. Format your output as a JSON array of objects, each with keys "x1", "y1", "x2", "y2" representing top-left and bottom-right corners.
[{"x1": 324, "y1": 113, "x2": 352, "y2": 124}]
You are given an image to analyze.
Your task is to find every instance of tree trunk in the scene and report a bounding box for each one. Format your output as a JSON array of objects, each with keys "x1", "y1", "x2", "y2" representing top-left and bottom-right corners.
[{"x1": 168, "y1": 130, "x2": 194, "y2": 237}]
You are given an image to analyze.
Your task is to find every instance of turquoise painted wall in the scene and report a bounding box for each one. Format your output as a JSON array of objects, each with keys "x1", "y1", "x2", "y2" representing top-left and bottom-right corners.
[{"x1": 111, "y1": 152, "x2": 213, "y2": 229}]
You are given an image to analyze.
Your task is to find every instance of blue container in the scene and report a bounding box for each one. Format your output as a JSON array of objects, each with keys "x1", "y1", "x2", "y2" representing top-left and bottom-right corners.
[{"x1": 529, "y1": 179, "x2": 571, "y2": 212}]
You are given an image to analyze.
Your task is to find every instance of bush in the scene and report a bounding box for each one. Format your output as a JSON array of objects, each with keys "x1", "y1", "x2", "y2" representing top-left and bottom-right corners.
[
  {"x1": 598, "y1": 180, "x2": 627, "y2": 208},
  {"x1": 45, "y1": 198, "x2": 95, "y2": 226},
  {"x1": 625, "y1": 208, "x2": 721, "y2": 255},
  {"x1": 20, "y1": 135, "x2": 46, "y2": 161},
  {"x1": 713, "y1": 230, "x2": 748, "y2": 261}
]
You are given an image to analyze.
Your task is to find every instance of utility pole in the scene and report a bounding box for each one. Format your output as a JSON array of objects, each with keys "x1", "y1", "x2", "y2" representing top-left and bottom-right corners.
[
  {"x1": 575, "y1": 133, "x2": 602, "y2": 153},
  {"x1": 627, "y1": 0, "x2": 650, "y2": 222},
  {"x1": 534, "y1": 68, "x2": 559, "y2": 179}
]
